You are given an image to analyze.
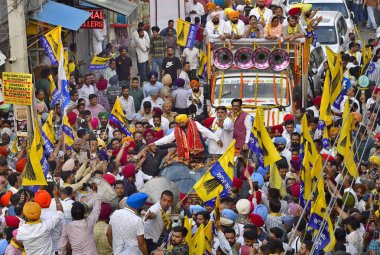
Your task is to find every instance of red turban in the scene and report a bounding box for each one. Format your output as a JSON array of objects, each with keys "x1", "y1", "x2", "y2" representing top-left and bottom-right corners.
[
  {"x1": 152, "y1": 107, "x2": 163, "y2": 116},
  {"x1": 249, "y1": 213, "x2": 264, "y2": 227},
  {"x1": 283, "y1": 114, "x2": 294, "y2": 123},
  {"x1": 5, "y1": 216, "x2": 20, "y2": 227},
  {"x1": 321, "y1": 153, "x2": 334, "y2": 162},
  {"x1": 90, "y1": 118, "x2": 99, "y2": 129},
  {"x1": 232, "y1": 177, "x2": 243, "y2": 189},
  {"x1": 99, "y1": 202, "x2": 112, "y2": 220},
  {"x1": 271, "y1": 125, "x2": 284, "y2": 134},
  {"x1": 35, "y1": 190, "x2": 52, "y2": 208},
  {"x1": 312, "y1": 96, "x2": 322, "y2": 107},
  {"x1": 0, "y1": 146, "x2": 8, "y2": 157},
  {"x1": 122, "y1": 163, "x2": 136, "y2": 178},
  {"x1": 67, "y1": 112, "x2": 77, "y2": 126},
  {"x1": 0, "y1": 191, "x2": 12, "y2": 207},
  {"x1": 373, "y1": 87, "x2": 380, "y2": 94},
  {"x1": 96, "y1": 79, "x2": 108, "y2": 91},
  {"x1": 204, "y1": 117, "x2": 215, "y2": 129},
  {"x1": 143, "y1": 129, "x2": 154, "y2": 140},
  {"x1": 103, "y1": 174, "x2": 116, "y2": 186},
  {"x1": 146, "y1": 138, "x2": 158, "y2": 145},
  {"x1": 180, "y1": 192, "x2": 188, "y2": 205},
  {"x1": 376, "y1": 134, "x2": 380, "y2": 141},
  {"x1": 290, "y1": 183, "x2": 300, "y2": 198},
  {"x1": 16, "y1": 158, "x2": 27, "y2": 173}
]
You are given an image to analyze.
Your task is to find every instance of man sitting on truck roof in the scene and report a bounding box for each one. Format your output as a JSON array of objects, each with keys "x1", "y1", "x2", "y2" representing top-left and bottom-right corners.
[
  {"x1": 225, "y1": 11, "x2": 245, "y2": 40},
  {"x1": 249, "y1": 0, "x2": 273, "y2": 28},
  {"x1": 205, "y1": 12, "x2": 227, "y2": 42},
  {"x1": 282, "y1": 16, "x2": 305, "y2": 42}
]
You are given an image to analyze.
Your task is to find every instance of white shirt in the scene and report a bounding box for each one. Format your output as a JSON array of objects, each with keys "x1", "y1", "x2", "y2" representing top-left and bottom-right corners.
[
  {"x1": 131, "y1": 30, "x2": 150, "y2": 49},
  {"x1": 172, "y1": 88, "x2": 193, "y2": 109},
  {"x1": 135, "y1": 170, "x2": 153, "y2": 191},
  {"x1": 179, "y1": 71, "x2": 191, "y2": 89},
  {"x1": 110, "y1": 208, "x2": 145, "y2": 255},
  {"x1": 188, "y1": 90, "x2": 205, "y2": 115},
  {"x1": 140, "y1": 96, "x2": 164, "y2": 111},
  {"x1": 144, "y1": 202, "x2": 171, "y2": 243},
  {"x1": 49, "y1": 197, "x2": 74, "y2": 223},
  {"x1": 149, "y1": 116, "x2": 170, "y2": 132},
  {"x1": 306, "y1": 105, "x2": 320, "y2": 118},
  {"x1": 119, "y1": 96, "x2": 136, "y2": 120},
  {"x1": 78, "y1": 84, "x2": 95, "y2": 103},
  {"x1": 331, "y1": 95, "x2": 360, "y2": 120},
  {"x1": 249, "y1": 7, "x2": 273, "y2": 24},
  {"x1": 155, "y1": 121, "x2": 222, "y2": 148},
  {"x1": 17, "y1": 211, "x2": 64, "y2": 255},
  {"x1": 182, "y1": 48, "x2": 200, "y2": 70},
  {"x1": 224, "y1": 20, "x2": 246, "y2": 36},
  {"x1": 185, "y1": 2, "x2": 205, "y2": 23},
  {"x1": 207, "y1": 117, "x2": 234, "y2": 154},
  {"x1": 40, "y1": 208, "x2": 63, "y2": 253},
  {"x1": 135, "y1": 36, "x2": 150, "y2": 63},
  {"x1": 205, "y1": 20, "x2": 227, "y2": 39},
  {"x1": 280, "y1": 148, "x2": 292, "y2": 167}
]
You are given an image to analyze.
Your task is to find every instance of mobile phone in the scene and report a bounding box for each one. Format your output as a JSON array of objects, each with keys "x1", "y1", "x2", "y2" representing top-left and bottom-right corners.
[
  {"x1": 253, "y1": 242, "x2": 259, "y2": 249},
  {"x1": 374, "y1": 229, "x2": 379, "y2": 239}
]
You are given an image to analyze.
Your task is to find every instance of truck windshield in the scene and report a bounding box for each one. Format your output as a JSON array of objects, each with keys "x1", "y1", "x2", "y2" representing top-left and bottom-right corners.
[{"x1": 213, "y1": 76, "x2": 289, "y2": 107}]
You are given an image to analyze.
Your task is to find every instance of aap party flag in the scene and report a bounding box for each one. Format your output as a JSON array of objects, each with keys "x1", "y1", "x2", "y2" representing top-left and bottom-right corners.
[
  {"x1": 22, "y1": 119, "x2": 48, "y2": 188},
  {"x1": 177, "y1": 19, "x2": 198, "y2": 48},
  {"x1": 40, "y1": 26, "x2": 63, "y2": 66},
  {"x1": 110, "y1": 97, "x2": 132, "y2": 137},
  {"x1": 62, "y1": 115, "x2": 75, "y2": 149},
  {"x1": 194, "y1": 140, "x2": 235, "y2": 202},
  {"x1": 41, "y1": 111, "x2": 56, "y2": 157},
  {"x1": 248, "y1": 107, "x2": 281, "y2": 168},
  {"x1": 89, "y1": 55, "x2": 112, "y2": 70},
  {"x1": 58, "y1": 48, "x2": 70, "y2": 115},
  {"x1": 49, "y1": 75, "x2": 61, "y2": 108}
]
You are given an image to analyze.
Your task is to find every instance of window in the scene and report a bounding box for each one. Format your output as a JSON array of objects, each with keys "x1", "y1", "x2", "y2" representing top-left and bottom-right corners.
[{"x1": 314, "y1": 26, "x2": 337, "y2": 44}]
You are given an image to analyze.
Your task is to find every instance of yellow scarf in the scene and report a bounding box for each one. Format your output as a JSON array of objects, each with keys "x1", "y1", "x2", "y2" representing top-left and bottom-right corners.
[
  {"x1": 231, "y1": 110, "x2": 242, "y2": 123},
  {"x1": 26, "y1": 219, "x2": 42, "y2": 224},
  {"x1": 230, "y1": 21, "x2": 238, "y2": 34},
  {"x1": 270, "y1": 212, "x2": 282, "y2": 217},
  {"x1": 256, "y1": 7, "x2": 265, "y2": 21},
  {"x1": 287, "y1": 25, "x2": 299, "y2": 35},
  {"x1": 161, "y1": 209, "x2": 171, "y2": 230},
  {"x1": 213, "y1": 25, "x2": 219, "y2": 34},
  {"x1": 10, "y1": 239, "x2": 26, "y2": 255},
  {"x1": 154, "y1": 127, "x2": 161, "y2": 132}
]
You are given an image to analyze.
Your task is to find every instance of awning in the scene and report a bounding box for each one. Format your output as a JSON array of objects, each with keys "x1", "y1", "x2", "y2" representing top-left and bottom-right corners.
[
  {"x1": 32, "y1": 1, "x2": 91, "y2": 31},
  {"x1": 83, "y1": 0, "x2": 137, "y2": 17}
]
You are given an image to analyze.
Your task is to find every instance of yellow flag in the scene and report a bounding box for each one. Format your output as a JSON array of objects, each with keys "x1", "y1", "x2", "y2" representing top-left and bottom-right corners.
[
  {"x1": 41, "y1": 111, "x2": 56, "y2": 155},
  {"x1": 193, "y1": 141, "x2": 235, "y2": 202},
  {"x1": 89, "y1": 55, "x2": 112, "y2": 70},
  {"x1": 198, "y1": 49, "x2": 207, "y2": 77},
  {"x1": 204, "y1": 221, "x2": 213, "y2": 255},
  {"x1": 269, "y1": 163, "x2": 287, "y2": 198},
  {"x1": 176, "y1": 19, "x2": 191, "y2": 46},
  {"x1": 311, "y1": 153, "x2": 323, "y2": 181},
  {"x1": 249, "y1": 107, "x2": 282, "y2": 167},
  {"x1": 110, "y1": 97, "x2": 132, "y2": 136},
  {"x1": 62, "y1": 115, "x2": 75, "y2": 149},
  {"x1": 301, "y1": 115, "x2": 318, "y2": 165},
  {"x1": 192, "y1": 224, "x2": 205, "y2": 255},
  {"x1": 301, "y1": 142, "x2": 312, "y2": 203},
  {"x1": 319, "y1": 70, "x2": 332, "y2": 125},
  {"x1": 308, "y1": 179, "x2": 336, "y2": 252},
  {"x1": 184, "y1": 216, "x2": 193, "y2": 253},
  {"x1": 11, "y1": 136, "x2": 18, "y2": 154},
  {"x1": 64, "y1": 49, "x2": 70, "y2": 80},
  {"x1": 22, "y1": 119, "x2": 48, "y2": 186},
  {"x1": 336, "y1": 100, "x2": 358, "y2": 179},
  {"x1": 40, "y1": 26, "x2": 63, "y2": 66},
  {"x1": 325, "y1": 46, "x2": 342, "y2": 106}
]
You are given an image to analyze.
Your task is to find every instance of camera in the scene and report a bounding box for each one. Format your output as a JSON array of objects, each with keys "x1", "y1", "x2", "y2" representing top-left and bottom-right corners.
[{"x1": 8, "y1": 56, "x2": 17, "y2": 64}]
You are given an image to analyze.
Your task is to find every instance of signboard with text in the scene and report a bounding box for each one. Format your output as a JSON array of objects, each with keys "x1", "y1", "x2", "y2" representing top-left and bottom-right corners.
[
  {"x1": 81, "y1": 9, "x2": 104, "y2": 29},
  {"x1": 2, "y1": 72, "x2": 33, "y2": 105}
]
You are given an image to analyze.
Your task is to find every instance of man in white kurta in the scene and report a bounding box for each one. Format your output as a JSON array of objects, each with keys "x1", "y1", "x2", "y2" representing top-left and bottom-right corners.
[
  {"x1": 208, "y1": 106, "x2": 234, "y2": 154},
  {"x1": 185, "y1": 0, "x2": 205, "y2": 24},
  {"x1": 249, "y1": 0, "x2": 273, "y2": 27}
]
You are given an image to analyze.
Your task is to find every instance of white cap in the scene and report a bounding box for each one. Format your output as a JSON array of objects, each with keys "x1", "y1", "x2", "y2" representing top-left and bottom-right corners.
[
  {"x1": 236, "y1": 199, "x2": 251, "y2": 215},
  {"x1": 236, "y1": 5, "x2": 244, "y2": 11}
]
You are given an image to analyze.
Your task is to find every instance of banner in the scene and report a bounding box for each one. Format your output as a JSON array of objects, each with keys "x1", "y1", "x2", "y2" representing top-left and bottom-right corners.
[
  {"x1": 40, "y1": 26, "x2": 62, "y2": 66},
  {"x1": 2, "y1": 72, "x2": 33, "y2": 105},
  {"x1": 89, "y1": 55, "x2": 112, "y2": 70},
  {"x1": 176, "y1": 19, "x2": 198, "y2": 48},
  {"x1": 109, "y1": 97, "x2": 133, "y2": 137},
  {"x1": 81, "y1": 9, "x2": 104, "y2": 29}
]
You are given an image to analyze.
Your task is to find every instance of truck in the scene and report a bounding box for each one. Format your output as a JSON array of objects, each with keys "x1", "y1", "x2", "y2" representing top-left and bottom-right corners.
[{"x1": 205, "y1": 38, "x2": 310, "y2": 126}]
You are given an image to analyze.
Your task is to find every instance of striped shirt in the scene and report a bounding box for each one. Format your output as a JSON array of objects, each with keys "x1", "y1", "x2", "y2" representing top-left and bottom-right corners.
[{"x1": 150, "y1": 36, "x2": 167, "y2": 58}]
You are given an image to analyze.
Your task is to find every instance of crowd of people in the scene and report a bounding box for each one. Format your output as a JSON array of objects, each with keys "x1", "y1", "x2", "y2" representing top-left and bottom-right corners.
[{"x1": 0, "y1": 0, "x2": 380, "y2": 254}]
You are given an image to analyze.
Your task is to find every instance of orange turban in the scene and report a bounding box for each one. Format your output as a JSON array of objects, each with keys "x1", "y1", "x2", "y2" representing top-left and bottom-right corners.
[
  {"x1": 35, "y1": 190, "x2": 52, "y2": 208},
  {"x1": 0, "y1": 146, "x2": 8, "y2": 157},
  {"x1": 206, "y1": 2, "x2": 216, "y2": 11},
  {"x1": 352, "y1": 112, "x2": 362, "y2": 123},
  {"x1": 329, "y1": 127, "x2": 339, "y2": 138},
  {"x1": 121, "y1": 136, "x2": 134, "y2": 145},
  {"x1": 23, "y1": 202, "x2": 41, "y2": 221},
  {"x1": 228, "y1": 10, "x2": 240, "y2": 20},
  {"x1": 190, "y1": 80, "x2": 200, "y2": 89},
  {"x1": 0, "y1": 191, "x2": 12, "y2": 206}
]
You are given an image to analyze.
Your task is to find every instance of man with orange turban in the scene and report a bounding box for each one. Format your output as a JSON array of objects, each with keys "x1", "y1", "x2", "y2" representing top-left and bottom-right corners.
[
  {"x1": 152, "y1": 114, "x2": 223, "y2": 160},
  {"x1": 188, "y1": 79, "x2": 205, "y2": 115},
  {"x1": 225, "y1": 11, "x2": 245, "y2": 39},
  {"x1": 17, "y1": 187, "x2": 64, "y2": 255}
]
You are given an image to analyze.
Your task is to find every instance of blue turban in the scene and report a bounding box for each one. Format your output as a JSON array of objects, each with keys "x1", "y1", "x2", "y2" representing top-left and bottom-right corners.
[
  {"x1": 274, "y1": 136, "x2": 287, "y2": 145},
  {"x1": 222, "y1": 209, "x2": 238, "y2": 222},
  {"x1": 126, "y1": 193, "x2": 148, "y2": 209},
  {"x1": 190, "y1": 205, "x2": 206, "y2": 214},
  {"x1": 214, "y1": 0, "x2": 225, "y2": 7},
  {"x1": 109, "y1": 75, "x2": 119, "y2": 86},
  {"x1": 148, "y1": 87, "x2": 161, "y2": 96},
  {"x1": 119, "y1": 46, "x2": 128, "y2": 53},
  {"x1": 131, "y1": 113, "x2": 143, "y2": 121},
  {"x1": 251, "y1": 172, "x2": 264, "y2": 188},
  {"x1": 281, "y1": 215, "x2": 294, "y2": 227},
  {"x1": 253, "y1": 204, "x2": 268, "y2": 221},
  {"x1": 148, "y1": 71, "x2": 159, "y2": 79}
]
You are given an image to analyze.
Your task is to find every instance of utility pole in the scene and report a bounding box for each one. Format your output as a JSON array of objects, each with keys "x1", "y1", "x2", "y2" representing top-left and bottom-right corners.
[{"x1": 6, "y1": 0, "x2": 34, "y2": 140}]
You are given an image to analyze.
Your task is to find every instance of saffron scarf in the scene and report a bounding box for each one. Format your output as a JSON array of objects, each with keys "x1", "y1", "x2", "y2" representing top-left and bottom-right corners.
[
  {"x1": 231, "y1": 110, "x2": 242, "y2": 123},
  {"x1": 287, "y1": 25, "x2": 299, "y2": 35},
  {"x1": 174, "y1": 120, "x2": 204, "y2": 159}
]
